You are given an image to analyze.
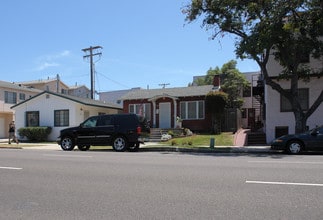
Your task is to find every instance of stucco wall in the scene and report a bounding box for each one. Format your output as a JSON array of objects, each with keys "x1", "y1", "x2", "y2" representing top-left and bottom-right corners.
[
  {"x1": 265, "y1": 78, "x2": 323, "y2": 143},
  {"x1": 13, "y1": 93, "x2": 120, "y2": 141}
]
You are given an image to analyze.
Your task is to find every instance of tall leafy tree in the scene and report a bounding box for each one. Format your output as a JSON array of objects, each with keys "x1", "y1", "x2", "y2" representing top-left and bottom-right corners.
[
  {"x1": 193, "y1": 60, "x2": 250, "y2": 108},
  {"x1": 184, "y1": 0, "x2": 323, "y2": 133}
]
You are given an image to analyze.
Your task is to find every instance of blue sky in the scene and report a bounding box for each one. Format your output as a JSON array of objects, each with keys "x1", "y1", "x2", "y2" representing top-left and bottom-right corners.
[{"x1": 0, "y1": 0, "x2": 259, "y2": 92}]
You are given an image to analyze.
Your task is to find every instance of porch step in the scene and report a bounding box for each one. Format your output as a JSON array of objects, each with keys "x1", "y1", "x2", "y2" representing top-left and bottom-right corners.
[
  {"x1": 247, "y1": 132, "x2": 267, "y2": 145},
  {"x1": 148, "y1": 128, "x2": 185, "y2": 142},
  {"x1": 148, "y1": 128, "x2": 163, "y2": 142}
]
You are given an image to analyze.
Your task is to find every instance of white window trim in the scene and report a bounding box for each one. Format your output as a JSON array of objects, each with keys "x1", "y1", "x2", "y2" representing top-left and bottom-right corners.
[{"x1": 180, "y1": 100, "x2": 205, "y2": 120}]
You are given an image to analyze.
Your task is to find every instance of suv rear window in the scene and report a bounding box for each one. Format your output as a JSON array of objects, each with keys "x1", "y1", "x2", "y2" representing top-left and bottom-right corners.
[{"x1": 114, "y1": 115, "x2": 138, "y2": 127}]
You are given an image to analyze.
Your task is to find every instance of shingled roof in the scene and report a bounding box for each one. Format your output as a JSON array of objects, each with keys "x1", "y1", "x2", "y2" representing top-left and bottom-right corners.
[
  {"x1": 11, "y1": 90, "x2": 122, "y2": 110},
  {"x1": 121, "y1": 85, "x2": 215, "y2": 100}
]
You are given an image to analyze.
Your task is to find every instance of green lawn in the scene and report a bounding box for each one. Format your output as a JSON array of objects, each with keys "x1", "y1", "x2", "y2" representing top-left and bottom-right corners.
[{"x1": 161, "y1": 132, "x2": 234, "y2": 147}]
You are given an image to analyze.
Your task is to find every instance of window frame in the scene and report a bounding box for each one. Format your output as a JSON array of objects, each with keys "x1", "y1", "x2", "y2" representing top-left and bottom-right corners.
[
  {"x1": 243, "y1": 86, "x2": 251, "y2": 97},
  {"x1": 180, "y1": 100, "x2": 205, "y2": 120},
  {"x1": 19, "y1": 93, "x2": 26, "y2": 101},
  {"x1": 129, "y1": 103, "x2": 151, "y2": 121},
  {"x1": 4, "y1": 91, "x2": 17, "y2": 104},
  {"x1": 26, "y1": 111, "x2": 40, "y2": 127},
  {"x1": 280, "y1": 88, "x2": 309, "y2": 112},
  {"x1": 54, "y1": 109, "x2": 69, "y2": 127}
]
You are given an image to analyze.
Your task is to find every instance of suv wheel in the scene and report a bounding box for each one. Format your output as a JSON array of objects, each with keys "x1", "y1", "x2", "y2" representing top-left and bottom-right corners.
[
  {"x1": 78, "y1": 145, "x2": 90, "y2": 151},
  {"x1": 287, "y1": 140, "x2": 303, "y2": 154},
  {"x1": 113, "y1": 136, "x2": 127, "y2": 152},
  {"x1": 61, "y1": 136, "x2": 75, "y2": 151},
  {"x1": 128, "y1": 142, "x2": 140, "y2": 152}
]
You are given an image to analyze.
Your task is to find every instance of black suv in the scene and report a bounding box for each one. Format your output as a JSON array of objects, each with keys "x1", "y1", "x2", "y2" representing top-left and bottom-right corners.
[{"x1": 57, "y1": 114, "x2": 150, "y2": 152}]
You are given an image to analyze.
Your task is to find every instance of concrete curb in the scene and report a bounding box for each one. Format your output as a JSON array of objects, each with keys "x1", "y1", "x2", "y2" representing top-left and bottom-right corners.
[
  {"x1": 140, "y1": 146, "x2": 273, "y2": 154},
  {"x1": 0, "y1": 142, "x2": 273, "y2": 154}
]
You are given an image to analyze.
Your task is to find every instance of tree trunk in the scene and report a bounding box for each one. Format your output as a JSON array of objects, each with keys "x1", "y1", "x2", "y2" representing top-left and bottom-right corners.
[{"x1": 294, "y1": 111, "x2": 307, "y2": 134}]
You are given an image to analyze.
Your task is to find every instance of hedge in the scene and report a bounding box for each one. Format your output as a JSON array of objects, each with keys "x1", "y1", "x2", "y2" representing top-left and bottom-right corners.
[{"x1": 18, "y1": 127, "x2": 52, "y2": 142}]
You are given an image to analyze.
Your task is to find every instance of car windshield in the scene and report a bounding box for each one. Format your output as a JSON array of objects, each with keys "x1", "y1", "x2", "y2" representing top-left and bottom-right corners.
[{"x1": 310, "y1": 126, "x2": 323, "y2": 134}]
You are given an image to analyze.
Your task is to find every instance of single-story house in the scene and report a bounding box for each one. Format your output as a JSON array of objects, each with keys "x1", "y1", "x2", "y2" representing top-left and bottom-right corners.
[
  {"x1": 121, "y1": 85, "x2": 219, "y2": 131},
  {"x1": 11, "y1": 91, "x2": 122, "y2": 141}
]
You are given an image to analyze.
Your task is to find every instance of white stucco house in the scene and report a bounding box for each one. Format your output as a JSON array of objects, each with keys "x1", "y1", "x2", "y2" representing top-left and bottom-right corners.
[
  {"x1": 264, "y1": 54, "x2": 323, "y2": 143},
  {"x1": 11, "y1": 91, "x2": 122, "y2": 141}
]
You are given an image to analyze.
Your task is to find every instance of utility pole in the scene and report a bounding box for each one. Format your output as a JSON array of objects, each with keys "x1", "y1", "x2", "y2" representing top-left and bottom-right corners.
[
  {"x1": 82, "y1": 46, "x2": 103, "y2": 99},
  {"x1": 159, "y1": 83, "x2": 170, "y2": 88}
]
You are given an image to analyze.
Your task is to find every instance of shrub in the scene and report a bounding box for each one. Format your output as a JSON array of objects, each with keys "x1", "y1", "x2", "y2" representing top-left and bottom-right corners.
[
  {"x1": 167, "y1": 130, "x2": 174, "y2": 136},
  {"x1": 171, "y1": 140, "x2": 177, "y2": 146},
  {"x1": 181, "y1": 140, "x2": 188, "y2": 146},
  {"x1": 18, "y1": 127, "x2": 52, "y2": 142}
]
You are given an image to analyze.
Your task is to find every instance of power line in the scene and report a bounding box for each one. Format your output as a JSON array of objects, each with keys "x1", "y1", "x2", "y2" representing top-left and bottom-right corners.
[{"x1": 96, "y1": 71, "x2": 131, "y2": 91}]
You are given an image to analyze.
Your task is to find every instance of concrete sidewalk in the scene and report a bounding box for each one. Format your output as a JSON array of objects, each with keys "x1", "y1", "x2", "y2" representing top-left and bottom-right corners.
[{"x1": 0, "y1": 139, "x2": 272, "y2": 153}]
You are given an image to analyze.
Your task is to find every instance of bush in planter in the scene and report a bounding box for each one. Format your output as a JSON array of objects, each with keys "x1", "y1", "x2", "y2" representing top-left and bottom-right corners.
[{"x1": 18, "y1": 127, "x2": 52, "y2": 142}]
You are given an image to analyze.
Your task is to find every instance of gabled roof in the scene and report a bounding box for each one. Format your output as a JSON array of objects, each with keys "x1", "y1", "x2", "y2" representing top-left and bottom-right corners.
[
  {"x1": 0, "y1": 80, "x2": 42, "y2": 93},
  {"x1": 99, "y1": 87, "x2": 141, "y2": 106},
  {"x1": 11, "y1": 90, "x2": 122, "y2": 110},
  {"x1": 121, "y1": 85, "x2": 215, "y2": 100}
]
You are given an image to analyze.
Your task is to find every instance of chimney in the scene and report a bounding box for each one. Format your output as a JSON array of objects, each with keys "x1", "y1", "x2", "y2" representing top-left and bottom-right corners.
[{"x1": 213, "y1": 75, "x2": 221, "y2": 89}]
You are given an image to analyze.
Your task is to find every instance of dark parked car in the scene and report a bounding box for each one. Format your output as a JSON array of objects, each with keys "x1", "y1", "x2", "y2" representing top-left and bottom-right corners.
[
  {"x1": 57, "y1": 114, "x2": 150, "y2": 152},
  {"x1": 271, "y1": 125, "x2": 323, "y2": 154}
]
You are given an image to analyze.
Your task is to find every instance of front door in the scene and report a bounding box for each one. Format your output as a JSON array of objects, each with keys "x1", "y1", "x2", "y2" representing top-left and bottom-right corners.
[
  {"x1": 247, "y1": 108, "x2": 255, "y2": 128},
  {"x1": 159, "y1": 103, "x2": 171, "y2": 128}
]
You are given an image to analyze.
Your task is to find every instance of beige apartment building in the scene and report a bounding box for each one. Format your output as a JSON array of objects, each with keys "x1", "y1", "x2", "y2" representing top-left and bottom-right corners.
[{"x1": 0, "y1": 81, "x2": 41, "y2": 138}]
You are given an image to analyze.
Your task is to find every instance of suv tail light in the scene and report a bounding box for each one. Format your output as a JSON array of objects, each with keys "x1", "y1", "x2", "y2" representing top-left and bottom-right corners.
[{"x1": 137, "y1": 126, "x2": 142, "y2": 134}]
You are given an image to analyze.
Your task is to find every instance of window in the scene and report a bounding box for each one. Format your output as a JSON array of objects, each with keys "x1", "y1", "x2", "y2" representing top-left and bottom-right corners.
[
  {"x1": 243, "y1": 87, "x2": 251, "y2": 97},
  {"x1": 26, "y1": 111, "x2": 39, "y2": 127},
  {"x1": 275, "y1": 126, "x2": 289, "y2": 138},
  {"x1": 83, "y1": 117, "x2": 97, "y2": 128},
  {"x1": 98, "y1": 115, "x2": 113, "y2": 126},
  {"x1": 180, "y1": 101, "x2": 204, "y2": 120},
  {"x1": 298, "y1": 51, "x2": 310, "y2": 63},
  {"x1": 19, "y1": 93, "x2": 25, "y2": 100},
  {"x1": 129, "y1": 103, "x2": 151, "y2": 121},
  {"x1": 54, "y1": 110, "x2": 69, "y2": 127},
  {"x1": 281, "y1": 88, "x2": 309, "y2": 112},
  {"x1": 5, "y1": 91, "x2": 17, "y2": 104}
]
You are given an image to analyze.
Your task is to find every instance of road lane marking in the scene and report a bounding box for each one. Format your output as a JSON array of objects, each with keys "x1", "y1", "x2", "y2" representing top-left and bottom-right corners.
[
  {"x1": 248, "y1": 160, "x2": 323, "y2": 165},
  {"x1": 0, "y1": 166, "x2": 23, "y2": 170},
  {"x1": 246, "y1": 180, "x2": 323, "y2": 187},
  {"x1": 43, "y1": 154, "x2": 93, "y2": 158}
]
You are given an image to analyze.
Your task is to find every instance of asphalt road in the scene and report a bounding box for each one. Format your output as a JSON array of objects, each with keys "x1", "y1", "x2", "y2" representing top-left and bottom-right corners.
[{"x1": 1, "y1": 149, "x2": 323, "y2": 220}]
